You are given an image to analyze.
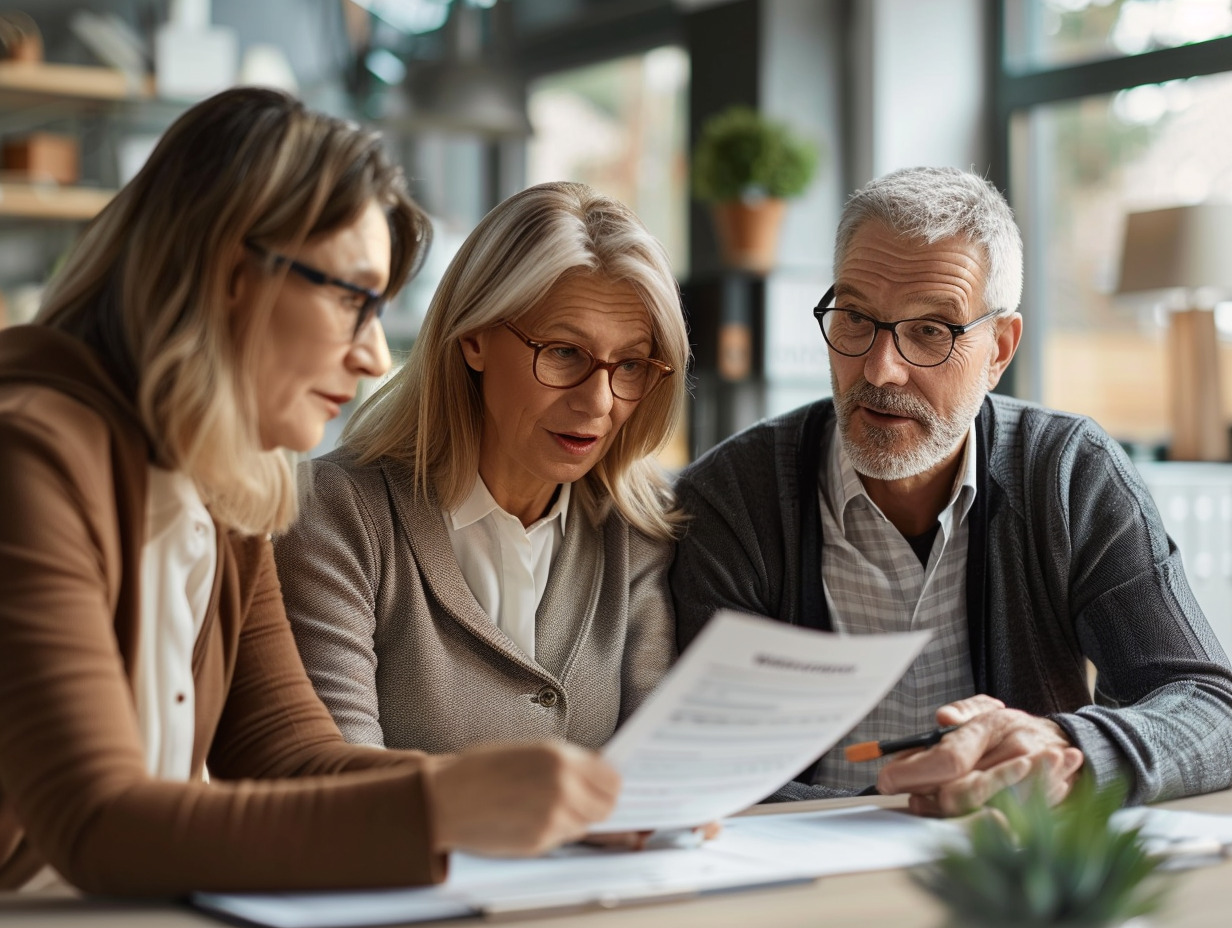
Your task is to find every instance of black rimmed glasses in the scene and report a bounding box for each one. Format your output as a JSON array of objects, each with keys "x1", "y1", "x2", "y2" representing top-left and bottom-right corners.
[
  {"x1": 813, "y1": 285, "x2": 1003, "y2": 368},
  {"x1": 246, "y1": 243, "x2": 385, "y2": 339},
  {"x1": 503, "y1": 321, "x2": 674, "y2": 402}
]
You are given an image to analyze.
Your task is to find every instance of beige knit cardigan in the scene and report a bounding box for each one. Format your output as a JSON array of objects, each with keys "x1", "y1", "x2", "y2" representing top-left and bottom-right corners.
[{"x1": 274, "y1": 451, "x2": 676, "y2": 754}]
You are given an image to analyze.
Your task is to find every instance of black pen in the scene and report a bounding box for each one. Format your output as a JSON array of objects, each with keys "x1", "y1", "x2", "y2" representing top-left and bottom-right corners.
[{"x1": 844, "y1": 724, "x2": 961, "y2": 762}]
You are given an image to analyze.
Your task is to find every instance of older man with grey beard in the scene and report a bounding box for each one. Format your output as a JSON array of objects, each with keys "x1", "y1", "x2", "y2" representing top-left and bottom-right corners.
[{"x1": 670, "y1": 166, "x2": 1232, "y2": 816}]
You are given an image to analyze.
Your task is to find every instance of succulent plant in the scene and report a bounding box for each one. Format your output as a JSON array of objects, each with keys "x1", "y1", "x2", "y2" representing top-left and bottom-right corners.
[{"x1": 914, "y1": 775, "x2": 1171, "y2": 927}]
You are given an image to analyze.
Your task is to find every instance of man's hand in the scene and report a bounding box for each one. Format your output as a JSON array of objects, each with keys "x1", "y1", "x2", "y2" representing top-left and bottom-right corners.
[
  {"x1": 875, "y1": 695, "x2": 1085, "y2": 817},
  {"x1": 427, "y1": 742, "x2": 620, "y2": 856}
]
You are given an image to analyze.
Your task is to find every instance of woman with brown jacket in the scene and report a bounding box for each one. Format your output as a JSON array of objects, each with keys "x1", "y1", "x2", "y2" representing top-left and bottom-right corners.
[{"x1": 0, "y1": 87, "x2": 617, "y2": 896}]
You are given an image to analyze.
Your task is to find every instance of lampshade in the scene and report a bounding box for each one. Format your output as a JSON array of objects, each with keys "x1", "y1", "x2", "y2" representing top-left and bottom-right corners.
[
  {"x1": 1116, "y1": 204, "x2": 1232, "y2": 295},
  {"x1": 394, "y1": 0, "x2": 531, "y2": 138},
  {"x1": 1115, "y1": 203, "x2": 1232, "y2": 462}
]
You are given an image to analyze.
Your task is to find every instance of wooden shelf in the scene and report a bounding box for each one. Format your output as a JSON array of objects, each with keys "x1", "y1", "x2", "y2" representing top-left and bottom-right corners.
[
  {"x1": 0, "y1": 182, "x2": 114, "y2": 220},
  {"x1": 0, "y1": 63, "x2": 152, "y2": 223},
  {"x1": 0, "y1": 61, "x2": 152, "y2": 104}
]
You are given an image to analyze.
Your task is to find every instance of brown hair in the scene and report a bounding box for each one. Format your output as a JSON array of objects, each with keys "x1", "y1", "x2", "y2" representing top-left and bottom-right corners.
[{"x1": 38, "y1": 86, "x2": 430, "y2": 533}]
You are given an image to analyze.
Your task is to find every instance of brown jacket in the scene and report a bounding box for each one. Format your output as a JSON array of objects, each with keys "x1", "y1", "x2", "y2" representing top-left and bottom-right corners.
[{"x1": 0, "y1": 326, "x2": 446, "y2": 895}]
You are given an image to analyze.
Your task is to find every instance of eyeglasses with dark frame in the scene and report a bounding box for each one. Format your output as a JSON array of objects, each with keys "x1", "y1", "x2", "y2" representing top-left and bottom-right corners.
[
  {"x1": 502, "y1": 321, "x2": 674, "y2": 402},
  {"x1": 246, "y1": 242, "x2": 385, "y2": 339},
  {"x1": 812, "y1": 285, "x2": 1004, "y2": 368}
]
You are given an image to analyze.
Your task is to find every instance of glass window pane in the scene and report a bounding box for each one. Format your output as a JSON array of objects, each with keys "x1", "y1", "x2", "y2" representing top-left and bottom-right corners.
[
  {"x1": 525, "y1": 47, "x2": 691, "y2": 468},
  {"x1": 1011, "y1": 70, "x2": 1232, "y2": 447},
  {"x1": 525, "y1": 46, "x2": 690, "y2": 277},
  {"x1": 1005, "y1": 0, "x2": 1232, "y2": 73}
]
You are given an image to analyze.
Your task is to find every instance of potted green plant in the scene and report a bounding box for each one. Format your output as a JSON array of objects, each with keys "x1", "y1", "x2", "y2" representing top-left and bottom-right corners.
[
  {"x1": 691, "y1": 104, "x2": 819, "y2": 273},
  {"x1": 915, "y1": 775, "x2": 1170, "y2": 928}
]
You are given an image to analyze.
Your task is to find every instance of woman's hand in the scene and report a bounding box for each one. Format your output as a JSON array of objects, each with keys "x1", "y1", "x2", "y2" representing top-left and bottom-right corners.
[{"x1": 427, "y1": 742, "x2": 620, "y2": 857}]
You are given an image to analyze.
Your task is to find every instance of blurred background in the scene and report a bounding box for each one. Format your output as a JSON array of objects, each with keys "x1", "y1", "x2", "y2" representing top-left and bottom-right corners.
[{"x1": 4, "y1": 0, "x2": 1232, "y2": 645}]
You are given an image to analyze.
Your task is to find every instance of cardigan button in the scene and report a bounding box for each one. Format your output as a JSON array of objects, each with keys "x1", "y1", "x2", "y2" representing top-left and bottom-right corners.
[{"x1": 535, "y1": 686, "x2": 560, "y2": 708}]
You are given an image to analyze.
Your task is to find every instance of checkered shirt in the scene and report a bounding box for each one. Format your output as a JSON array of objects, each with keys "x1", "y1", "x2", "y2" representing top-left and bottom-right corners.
[{"x1": 811, "y1": 418, "x2": 978, "y2": 790}]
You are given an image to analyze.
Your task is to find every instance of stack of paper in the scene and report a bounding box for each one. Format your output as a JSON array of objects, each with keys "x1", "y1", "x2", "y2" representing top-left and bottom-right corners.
[
  {"x1": 195, "y1": 611, "x2": 936, "y2": 926},
  {"x1": 193, "y1": 805, "x2": 965, "y2": 927},
  {"x1": 190, "y1": 612, "x2": 1232, "y2": 928}
]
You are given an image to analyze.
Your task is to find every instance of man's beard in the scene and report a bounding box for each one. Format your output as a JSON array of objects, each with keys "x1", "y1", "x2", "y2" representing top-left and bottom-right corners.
[{"x1": 831, "y1": 366, "x2": 987, "y2": 481}]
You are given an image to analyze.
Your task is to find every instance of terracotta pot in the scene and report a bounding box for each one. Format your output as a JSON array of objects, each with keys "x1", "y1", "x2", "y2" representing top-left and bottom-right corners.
[{"x1": 710, "y1": 198, "x2": 786, "y2": 274}]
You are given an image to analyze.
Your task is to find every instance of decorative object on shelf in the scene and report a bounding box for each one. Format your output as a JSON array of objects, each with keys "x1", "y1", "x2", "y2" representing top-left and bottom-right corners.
[
  {"x1": 0, "y1": 11, "x2": 41, "y2": 62},
  {"x1": 915, "y1": 775, "x2": 1169, "y2": 928},
  {"x1": 1116, "y1": 204, "x2": 1232, "y2": 462},
  {"x1": 2, "y1": 132, "x2": 80, "y2": 185},
  {"x1": 691, "y1": 105, "x2": 819, "y2": 274},
  {"x1": 68, "y1": 10, "x2": 148, "y2": 91},
  {"x1": 154, "y1": 0, "x2": 237, "y2": 101}
]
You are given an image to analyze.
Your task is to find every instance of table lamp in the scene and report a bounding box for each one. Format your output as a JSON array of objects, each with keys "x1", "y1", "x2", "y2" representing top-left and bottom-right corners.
[{"x1": 1116, "y1": 204, "x2": 1232, "y2": 461}]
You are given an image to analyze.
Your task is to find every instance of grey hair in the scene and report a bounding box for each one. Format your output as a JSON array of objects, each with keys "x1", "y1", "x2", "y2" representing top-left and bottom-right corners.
[{"x1": 834, "y1": 167, "x2": 1023, "y2": 313}]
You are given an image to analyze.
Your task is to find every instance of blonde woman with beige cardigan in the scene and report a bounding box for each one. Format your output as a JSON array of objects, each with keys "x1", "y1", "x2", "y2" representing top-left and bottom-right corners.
[
  {"x1": 0, "y1": 89, "x2": 618, "y2": 896},
  {"x1": 274, "y1": 182, "x2": 688, "y2": 757}
]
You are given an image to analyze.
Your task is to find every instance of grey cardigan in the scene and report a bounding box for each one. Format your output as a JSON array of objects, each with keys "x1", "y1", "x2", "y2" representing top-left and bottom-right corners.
[
  {"x1": 671, "y1": 395, "x2": 1232, "y2": 804},
  {"x1": 274, "y1": 451, "x2": 675, "y2": 753}
]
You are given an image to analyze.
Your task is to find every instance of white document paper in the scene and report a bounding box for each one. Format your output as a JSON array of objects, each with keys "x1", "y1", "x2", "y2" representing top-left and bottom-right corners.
[
  {"x1": 1112, "y1": 806, "x2": 1232, "y2": 865},
  {"x1": 193, "y1": 611, "x2": 934, "y2": 928},
  {"x1": 192, "y1": 805, "x2": 1232, "y2": 928},
  {"x1": 592, "y1": 609, "x2": 931, "y2": 832},
  {"x1": 719, "y1": 805, "x2": 965, "y2": 873},
  {"x1": 191, "y1": 805, "x2": 962, "y2": 928},
  {"x1": 191, "y1": 840, "x2": 810, "y2": 928}
]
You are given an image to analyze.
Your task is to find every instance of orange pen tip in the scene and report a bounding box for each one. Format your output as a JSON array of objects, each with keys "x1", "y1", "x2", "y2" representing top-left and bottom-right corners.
[{"x1": 844, "y1": 741, "x2": 883, "y2": 762}]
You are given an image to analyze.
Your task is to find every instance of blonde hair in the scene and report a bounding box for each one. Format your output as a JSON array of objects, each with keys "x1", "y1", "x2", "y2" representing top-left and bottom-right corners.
[
  {"x1": 38, "y1": 87, "x2": 430, "y2": 535},
  {"x1": 344, "y1": 181, "x2": 689, "y2": 540}
]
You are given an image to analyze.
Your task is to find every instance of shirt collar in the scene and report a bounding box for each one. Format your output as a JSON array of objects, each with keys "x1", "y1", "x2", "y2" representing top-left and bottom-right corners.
[
  {"x1": 951, "y1": 420, "x2": 979, "y2": 525},
  {"x1": 448, "y1": 474, "x2": 571, "y2": 534},
  {"x1": 539, "y1": 481, "x2": 571, "y2": 533},
  {"x1": 826, "y1": 418, "x2": 978, "y2": 532}
]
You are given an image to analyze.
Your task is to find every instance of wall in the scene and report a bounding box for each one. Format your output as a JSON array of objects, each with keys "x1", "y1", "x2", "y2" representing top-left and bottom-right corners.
[
  {"x1": 848, "y1": 0, "x2": 990, "y2": 185},
  {"x1": 760, "y1": 0, "x2": 846, "y2": 275},
  {"x1": 759, "y1": 0, "x2": 846, "y2": 417}
]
